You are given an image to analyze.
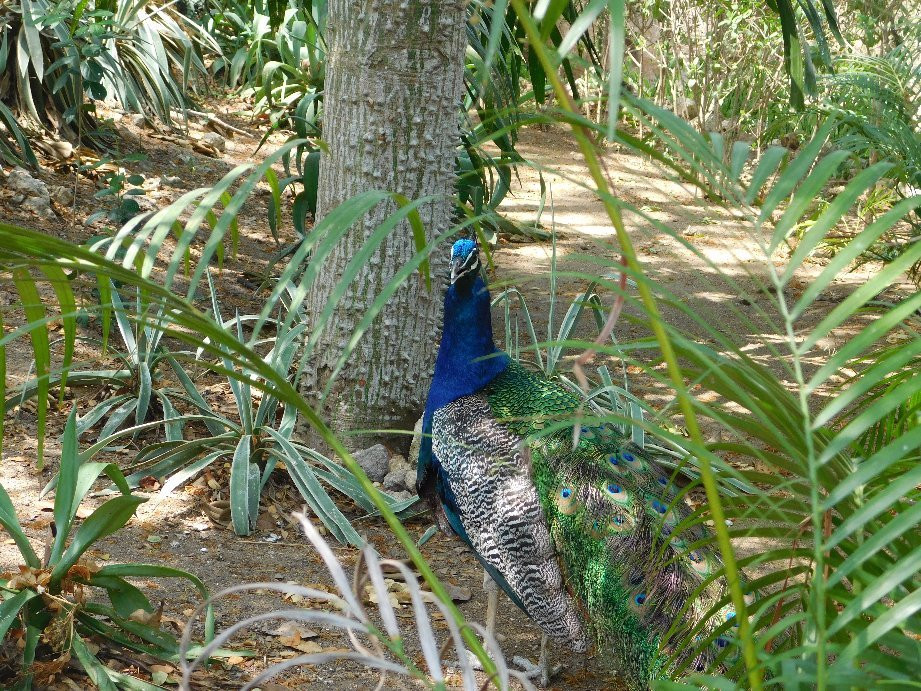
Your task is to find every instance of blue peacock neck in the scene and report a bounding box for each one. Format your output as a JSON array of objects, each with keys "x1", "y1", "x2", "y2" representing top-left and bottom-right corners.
[{"x1": 425, "y1": 275, "x2": 509, "y2": 413}]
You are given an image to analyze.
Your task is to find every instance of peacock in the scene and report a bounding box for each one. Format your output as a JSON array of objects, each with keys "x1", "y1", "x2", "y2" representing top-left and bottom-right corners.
[{"x1": 417, "y1": 238, "x2": 742, "y2": 688}]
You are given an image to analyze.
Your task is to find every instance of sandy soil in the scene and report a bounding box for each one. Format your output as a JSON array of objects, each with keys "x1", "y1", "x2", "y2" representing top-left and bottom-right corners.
[{"x1": 0, "y1": 115, "x2": 911, "y2": 690}]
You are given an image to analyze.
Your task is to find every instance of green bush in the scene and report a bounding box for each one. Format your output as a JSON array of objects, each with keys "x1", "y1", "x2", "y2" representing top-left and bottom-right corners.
[
  {"x1": 0, "y1": 0, "x2": 216, "y2": 146},
  {"x1": 0, "y1": 410, "x2": 216, "y2": 690}
]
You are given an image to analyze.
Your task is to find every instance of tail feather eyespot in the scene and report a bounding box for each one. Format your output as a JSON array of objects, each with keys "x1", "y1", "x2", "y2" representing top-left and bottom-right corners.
[
  {"x1": 689, "y1": 550, "x2": 713, "y2": 577},
  {"x1": 620, "y1": 449, "x2": 649, "y2": 474},
  {"x1": 555, "y1": 485, "x2": 579, "y2": 515},
  {"x1": 649, "y1": 498, "x2": 678, "y2": 527},
  {"x1": 628, "y1": 590, "x2": 649, "y2": 615},
  {"x1": 603, "y1": 482, "x2": 631, "y2": 507},
  {"x1": 587, "y1": 518, "x2": 607, "y2": 540},
  {"x1": 607, "y1": 511, "x2": 635, "y2": 533}
]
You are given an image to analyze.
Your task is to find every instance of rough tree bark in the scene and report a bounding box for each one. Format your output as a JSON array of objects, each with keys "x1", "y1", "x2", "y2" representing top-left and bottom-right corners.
[{"x1": 299, "y1": 0, "x2": 468, "y2": 450}]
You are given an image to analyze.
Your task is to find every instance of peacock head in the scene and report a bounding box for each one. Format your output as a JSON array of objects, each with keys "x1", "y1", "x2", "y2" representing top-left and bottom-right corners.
[{"x1": 450, "y1": 238, "x2": 480, "y2": 286}]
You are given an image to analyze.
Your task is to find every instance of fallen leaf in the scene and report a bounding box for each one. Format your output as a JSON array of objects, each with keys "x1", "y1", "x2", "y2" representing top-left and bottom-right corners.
[
  {"x1": 262, "y1": 622, "x2": 318, "y2": 639},
  {"x1": 280, "y1": 637, "x2": 322, "y2": 654},
  {"x1": 139, "y1": 476, "x2": 161, "y2": 491}
]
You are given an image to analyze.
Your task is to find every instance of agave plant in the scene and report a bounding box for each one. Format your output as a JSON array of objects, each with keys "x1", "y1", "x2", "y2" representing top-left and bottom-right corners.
[
  {"x1": 7, "y1": 283, "x2": 192, "y2": 444},
  {"x1": 120, "y1": 278, "x2": 417, "y2": 542},
  {"x1": 0, "y1": 409, "x2": 218, "y2": 690},
  {"x1": 0, "y1": 0, "x2": 216, "y2": 144},
  {"x1": 0, "y1": 101, "x2": 37, "y2": 168}
]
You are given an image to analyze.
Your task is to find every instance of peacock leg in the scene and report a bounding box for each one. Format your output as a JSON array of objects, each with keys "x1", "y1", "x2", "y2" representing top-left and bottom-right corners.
[
  {"x1": 539, "y1": 633, "x2": 550, "y2": 687},
  {"x1": 477, "y1": 570, "x2": 559, "y2": 685},
  {"x1": 467, "y1": 569, "x2": 500, "y2": 671},
  {"x1": 512, "y1": 633, "x2": 560, "y2": 686},
  {"x1": 483, "y1": 568, "x2": 498, "y2": 638}
]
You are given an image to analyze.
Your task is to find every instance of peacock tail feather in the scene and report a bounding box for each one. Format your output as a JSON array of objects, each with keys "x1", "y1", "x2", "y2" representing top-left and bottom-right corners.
[
  {"x1": 491, "y1": 361, "x2": 738, "y2": 683},
  {"x1": 432, "y1": 360, "x2": 738, "y2": 687}
]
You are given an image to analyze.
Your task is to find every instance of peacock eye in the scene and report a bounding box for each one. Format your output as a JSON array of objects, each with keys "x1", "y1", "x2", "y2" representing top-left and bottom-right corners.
[
  {"x1": 614, "y1": 515, "x2": 624, "y2": 524},
  {"x1": 607, "y1": 483, "x2": 621, "y2": 494},
  {"x1": 608, "y1": 454, "x2": 619, "y2": 465},
  {"x1": 634, "y1": 593, "x2": 647, "y2": 605},
  {"x1": 658, "y1": 476, "x2": 668, "y2": 486},
  {"x1": 561, "y1": 487, "x2": 572, "y2": 498},
  {"x1": 717, "y1": 637, "x2": 728, "y2": 649},
  {"x1": 622, "y1": 451, "x2": 635, "y2": 462},
  {"x1": 689, "y1": 550, "x2": 702, "y2": 562}
]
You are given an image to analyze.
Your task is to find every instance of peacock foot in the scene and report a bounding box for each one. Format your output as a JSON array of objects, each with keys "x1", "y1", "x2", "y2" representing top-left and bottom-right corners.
[{"x1": 512, "y1": 654, "x2": 562, "y2": 687}]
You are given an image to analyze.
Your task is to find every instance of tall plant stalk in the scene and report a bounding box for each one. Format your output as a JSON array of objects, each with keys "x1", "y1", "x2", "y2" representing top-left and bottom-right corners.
[{"x1": 507, "y1": 2, "x2": 763, "y2": 687}]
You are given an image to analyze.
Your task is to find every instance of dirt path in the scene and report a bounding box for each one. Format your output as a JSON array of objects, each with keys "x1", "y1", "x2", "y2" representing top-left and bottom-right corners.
[
  {"x1": 493, "y1": 126, "x2": 893, "y2": 417},
  {"x1": 0, "y1": 120, "x2": 904, "y2": 689}
]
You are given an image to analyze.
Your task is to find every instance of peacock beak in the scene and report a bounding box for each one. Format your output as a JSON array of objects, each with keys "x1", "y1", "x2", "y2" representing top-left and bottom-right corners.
[
  {"x1": 450, "y1": 255, "x2": 465, "y2": 284},
  {"x1": 450, "y1": 251, "x2": 479, "y2": 285}
]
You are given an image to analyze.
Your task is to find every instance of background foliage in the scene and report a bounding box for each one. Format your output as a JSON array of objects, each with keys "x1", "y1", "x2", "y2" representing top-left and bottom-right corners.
[{"x1": 0, "y1": 0, "x2": 918, "y2": 688}]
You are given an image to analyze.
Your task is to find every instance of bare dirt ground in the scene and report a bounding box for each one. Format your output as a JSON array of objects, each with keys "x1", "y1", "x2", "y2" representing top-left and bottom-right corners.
[{"x1": 0, "y1": 114, "x2": 912, "y2": 690}]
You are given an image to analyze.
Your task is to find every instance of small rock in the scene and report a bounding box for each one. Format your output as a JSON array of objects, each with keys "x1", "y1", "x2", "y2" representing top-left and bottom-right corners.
[
  {"x1": 7, "y1": 167, "x2": 49, "y2": 198},
  {"x1": 22, "y1": 195, "x2": 56, "y2": 219},
  {"x1": 133, "y1": 195, "x2": 157, "y2": 212},
  {"x1": 408, "y1": 417, "x2": 424, "y2": 465},
  {"x1": 129, "y1": 113, "x2": 148, "y2": 128},
  {"x1": 404, "y1": 469, "x2": 417, "y2": 493},
  {"x1": 387, "y1": 490, "x2": 413, "y2": 501},
  {"x1": 50, "y1": 185, "x2": 74, "y2": 206},
  {"x1": 49, "y1": 140, "x2": 73, "y2": 160},
  {"x1": 200, "y1": 132, "x2": 226, "y2": 152},
  {"x1": 445, "y1": 584, "x2": 472, "y2": 602},
  {"x1": 383, "y1": 469, "x2": 406, "y2": 491},
  {"x1": 388, "y1": 454, "x2": 408, "y2": 474},
  {"x1": 260, "y1": 622, "x2": 318, "y2": 639},
  {"x1": 354, "y1": 444, "x2": 389, "y2": 483},
  {"x1": 161, "y1": 175, "x2": 183, "y2": 188}
]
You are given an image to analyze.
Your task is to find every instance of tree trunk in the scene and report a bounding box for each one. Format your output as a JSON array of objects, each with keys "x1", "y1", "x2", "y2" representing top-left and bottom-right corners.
[{"x1": 299, "y1": 0, "x2": 467, "y2": 451}]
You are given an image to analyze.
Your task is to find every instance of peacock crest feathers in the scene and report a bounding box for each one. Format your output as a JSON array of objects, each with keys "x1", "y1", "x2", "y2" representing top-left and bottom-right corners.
[{"x1": 452, "y1": 238, "x2": 477, "y2": 259}]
